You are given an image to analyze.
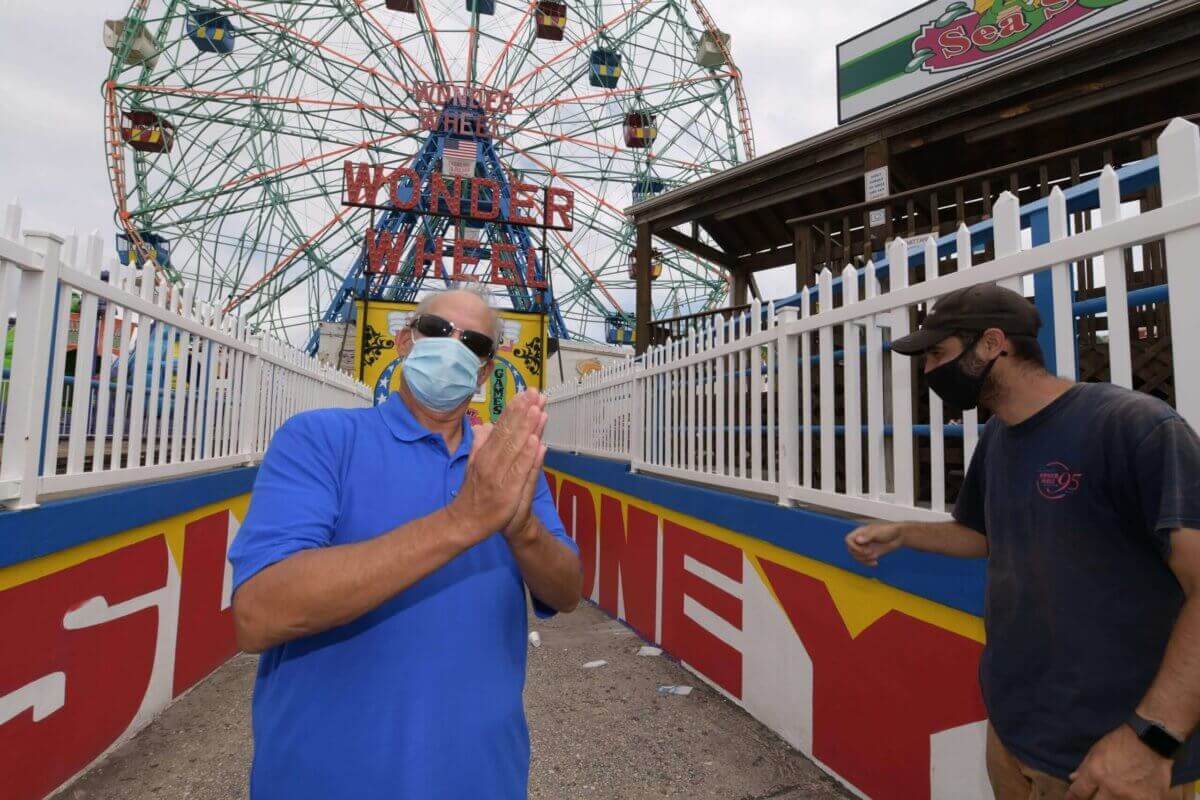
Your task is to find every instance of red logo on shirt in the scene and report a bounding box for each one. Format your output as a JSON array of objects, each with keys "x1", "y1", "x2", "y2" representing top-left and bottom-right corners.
[{"x1": 1037, "y1": 461, "x2": 1082, "y2": 501}]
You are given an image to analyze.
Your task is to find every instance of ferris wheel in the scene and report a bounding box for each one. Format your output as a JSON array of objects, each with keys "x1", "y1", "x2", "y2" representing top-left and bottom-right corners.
[{"x1": 102, "y1": 0, "x2": 754, "y2": 348}]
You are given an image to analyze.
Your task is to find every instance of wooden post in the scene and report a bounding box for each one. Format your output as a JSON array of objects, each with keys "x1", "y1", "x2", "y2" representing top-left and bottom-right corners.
[
  {"x1": 732, "y1": 268, "x2": 749, "y2": 306},
  {"x1": 864, "y1": 138, "x2": 890, "y2": 257},
  {"x1": 635, "y1": 222, "x2": 652, "y2": 354},
  {"x1": 794, "y1": 225, "x2": 812, "y2": 293}
]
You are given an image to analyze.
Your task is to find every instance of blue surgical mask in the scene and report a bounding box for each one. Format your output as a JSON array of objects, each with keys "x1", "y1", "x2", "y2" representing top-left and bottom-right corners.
[{"x1": 403, "y1": 336, "x2": 483, "y2": 412}]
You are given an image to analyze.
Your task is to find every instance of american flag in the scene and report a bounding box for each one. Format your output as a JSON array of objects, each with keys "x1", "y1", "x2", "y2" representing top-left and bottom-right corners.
[{"x1": 442, "y1": 138, "x2": 478, "y2": 177}]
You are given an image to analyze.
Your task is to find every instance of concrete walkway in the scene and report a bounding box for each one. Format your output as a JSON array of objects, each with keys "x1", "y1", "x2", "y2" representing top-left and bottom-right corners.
[{"x1": 54, "y1": 604, "x2": 849, "y2": 800}]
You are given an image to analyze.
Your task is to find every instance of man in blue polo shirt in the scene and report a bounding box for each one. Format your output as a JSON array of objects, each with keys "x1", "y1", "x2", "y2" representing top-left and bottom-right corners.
[{"x1": 229, "y1": 288, "x2": 582, "y2": 799}]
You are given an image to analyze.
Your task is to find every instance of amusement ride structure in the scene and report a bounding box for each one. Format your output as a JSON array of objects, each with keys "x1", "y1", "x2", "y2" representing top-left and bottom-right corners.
[{"x1": 102, "y1": 0, "x2": 755, "y2": 349}]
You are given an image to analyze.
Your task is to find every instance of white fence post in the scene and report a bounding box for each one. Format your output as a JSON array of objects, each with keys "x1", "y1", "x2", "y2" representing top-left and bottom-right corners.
[
  {"x1": 240, "y1": 332, "x2": 264, "y2": 461},
  {"x1": 3, "y1": 231, "x2": 64, "y2": 508},
  {"x1": 842, "y1": 263, "x2": 863, "y2": 498},
  {"x1": 923, "y1": 238, "x2": 945, "y2": 513},
  {"x1": 1159, "y1": 118, "x2": 1200, "y2": 422},
  {"x1": 887, "y1": 239, "x2": 915, "y2": 507},
  {"x1": 956, "y1": 224, "x2": 980, "y2": 466},
  {"x1": 865, "y1": 260, "x2": 885, "y2": 498},
  {"x1": 65, "y1": 232, "x2": 104, "y2": 475},
  {"x1": 800, "y1": 286, "x2": 813, "y2": 489},
  {"x1": 1098, "y1": 167, "x2": 1133, "y2": 389},
  {"x1": 992, "y1": 192, "x2": 1024, "y2": 295},
  {"x1": 1047, "y1": 188, "x2": 1077, "y2": 381},
  {"x1": 817, "y1": 269, "x2": 835, "y2": 493},
  {"x1": 630, "y1": 355, "x2": 644, "y2": 472},
  {"x1": 750, "y1": 299, "x2": 763, "y2": 483},
  {"x1": 776, "y1": 307, "x2": 798, "y2": 505}
]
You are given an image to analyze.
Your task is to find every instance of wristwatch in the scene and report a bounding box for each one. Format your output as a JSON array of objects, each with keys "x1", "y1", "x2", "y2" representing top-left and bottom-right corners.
[{"x1": 1127, "y1": 712, "x2": 1184, "y2": 759}]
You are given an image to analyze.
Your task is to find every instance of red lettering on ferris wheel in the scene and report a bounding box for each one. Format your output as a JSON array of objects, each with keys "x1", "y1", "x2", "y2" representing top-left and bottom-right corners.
[
  {"x1": 412, "y1": 82, "x2": 515, "y2": 115},
  {"x1": 363, "y1": 228, "x2": 548, "y2": 290},
  {"x1": 342, "y1": 160, "x2": 575, "y2": 231},
  {"x1": 418, "y1": 108, "x2": 497, "y2": 138}
]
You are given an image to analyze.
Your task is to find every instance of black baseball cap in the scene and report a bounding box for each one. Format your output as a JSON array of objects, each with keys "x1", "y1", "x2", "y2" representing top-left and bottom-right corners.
[{"x1": 890, "y1": 283, "x2": 1040, "y2": 356}]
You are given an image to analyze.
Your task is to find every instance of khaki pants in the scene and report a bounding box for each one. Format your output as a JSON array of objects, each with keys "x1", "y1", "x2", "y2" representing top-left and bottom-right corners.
[{"x1": 986, "y1": 724, "x2": 1192, "y2": 800}]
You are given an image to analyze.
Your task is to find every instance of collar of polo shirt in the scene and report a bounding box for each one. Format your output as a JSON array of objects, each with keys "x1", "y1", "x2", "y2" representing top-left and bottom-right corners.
[{"x1": 378, "y1": 390, "x2": 475, "y2": 448}]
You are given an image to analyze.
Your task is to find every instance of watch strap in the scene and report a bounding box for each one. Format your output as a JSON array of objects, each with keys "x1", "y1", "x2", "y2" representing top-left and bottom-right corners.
[{"x1": 1127, "y1": 712, "x2": 1184, "y2": 759}]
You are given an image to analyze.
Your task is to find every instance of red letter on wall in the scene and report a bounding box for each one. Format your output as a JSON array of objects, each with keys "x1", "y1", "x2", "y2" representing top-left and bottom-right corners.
[
  {"x1": 557, "y1": 479, "x2": 597, "y2": 599},
  {"x1": 661, "y1": 521, "x2": 743, "y2": 698},
  {"x1": 598, "y1": 495, "x2": 657, "y2": 641},
  {"x1": 0, "y1": 536, "x2": 167, "y2": 800},
  {"x1": 758, "y1": 558, "x2": 986, "y2": 800},
  {"x1": 174, "y1": 511, "x2": 238, "y2": 697}
]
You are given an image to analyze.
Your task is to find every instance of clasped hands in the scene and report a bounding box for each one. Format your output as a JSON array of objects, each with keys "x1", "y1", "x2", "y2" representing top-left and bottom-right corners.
[{"x1": 448, "y1": 389, "x2": 548, "y2": 549}]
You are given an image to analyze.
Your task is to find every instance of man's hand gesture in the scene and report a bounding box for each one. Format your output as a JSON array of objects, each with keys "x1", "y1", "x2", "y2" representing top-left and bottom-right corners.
[
  {"x1": 845, "y1": 522, "x2": 904, "y2": 567},
  {"x1": 449, "y1": 390, "x2": 547, "y2": 544}
]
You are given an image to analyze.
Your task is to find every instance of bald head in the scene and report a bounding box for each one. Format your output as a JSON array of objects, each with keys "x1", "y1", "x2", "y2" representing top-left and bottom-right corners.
[{"x1": 417, "y1": 289, "x2": 502, "y2": 345}]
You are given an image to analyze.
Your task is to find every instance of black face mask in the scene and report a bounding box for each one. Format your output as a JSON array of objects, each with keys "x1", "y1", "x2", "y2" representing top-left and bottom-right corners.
[{"x1": 925, "y1": 336, "x2": 1003, "y2": 411}]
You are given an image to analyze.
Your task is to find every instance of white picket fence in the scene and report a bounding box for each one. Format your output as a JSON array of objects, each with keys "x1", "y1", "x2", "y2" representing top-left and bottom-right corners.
[
  {"x1": 546, "y1": 118, "x2": 1200, "y2": 522},
  {"x1": 0, "y1": 207, "x2": 371, "y2": 509}
]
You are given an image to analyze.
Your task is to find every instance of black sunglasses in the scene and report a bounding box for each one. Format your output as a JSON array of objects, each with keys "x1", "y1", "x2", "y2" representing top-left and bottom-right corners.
[{"x1": 410, "y1": 313, "x2": 496, "y2": 359}]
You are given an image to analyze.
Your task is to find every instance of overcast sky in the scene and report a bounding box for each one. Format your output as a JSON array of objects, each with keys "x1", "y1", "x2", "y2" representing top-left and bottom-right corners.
[{"x1": 0, "y1": 0, "x2": 900, "y2": 300}]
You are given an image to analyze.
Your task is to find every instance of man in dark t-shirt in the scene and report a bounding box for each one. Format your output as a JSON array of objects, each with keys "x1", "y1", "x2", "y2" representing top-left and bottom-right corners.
[{"x1": 845, "y1": 284, "x2": 1200, "y2": 800}]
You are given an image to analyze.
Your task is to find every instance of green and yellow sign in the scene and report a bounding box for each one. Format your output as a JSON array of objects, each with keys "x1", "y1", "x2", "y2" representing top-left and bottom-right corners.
[{"x1": 837, "y1": 0, "x2": 1164, "y2": 122}]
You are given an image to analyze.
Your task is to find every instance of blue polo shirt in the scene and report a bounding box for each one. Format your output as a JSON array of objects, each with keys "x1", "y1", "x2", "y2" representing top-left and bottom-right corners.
[{"x1": 229, "y1": 393, "x2": 577, "y2": 800}]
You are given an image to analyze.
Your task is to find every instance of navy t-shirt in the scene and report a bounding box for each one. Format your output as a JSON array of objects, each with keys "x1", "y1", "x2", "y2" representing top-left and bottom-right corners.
[{"x1": 954, "y1": 382, "x2": 1200, "y2": 782}]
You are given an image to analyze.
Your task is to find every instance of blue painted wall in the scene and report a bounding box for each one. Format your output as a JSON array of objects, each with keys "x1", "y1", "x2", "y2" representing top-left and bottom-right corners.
[{"x1": 0, "y1": 467, "x2": 259, "y2": 569}]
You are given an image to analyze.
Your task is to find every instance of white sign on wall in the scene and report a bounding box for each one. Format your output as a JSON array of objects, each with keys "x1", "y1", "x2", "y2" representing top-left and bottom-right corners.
[
  {"x1": 865, "y1": 166, "x2": 890, "y2": 202},
  {"x1": 869, "y1": 208, "x2": 887, "y2": 229}
]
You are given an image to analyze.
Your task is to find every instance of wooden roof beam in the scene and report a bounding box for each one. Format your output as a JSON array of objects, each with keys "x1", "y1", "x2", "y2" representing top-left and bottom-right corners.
[
  {"x1": 653, "y1": 226, "x2": 736, "y2": 268},
  {"x1": 738, "y1": 244, "x2": 795, "y2": 272}
]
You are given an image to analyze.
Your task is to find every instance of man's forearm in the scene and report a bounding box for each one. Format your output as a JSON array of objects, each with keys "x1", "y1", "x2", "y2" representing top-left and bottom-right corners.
[
  {"x1": 510, "y1": 521, "x2": 582, "y2": 612},
  {"x1": 1136, "y1": 529, "x2": 1200, "y2": 739},
  {"x1": 233, "y1": 507, "x2": 473, "y2": 653},
  {"x1": 902, "y1": 521, "x2": 989, "y2": 558},
  {"x1": 1137, "y1": 590, "x2": 1200, "y2": 739}
]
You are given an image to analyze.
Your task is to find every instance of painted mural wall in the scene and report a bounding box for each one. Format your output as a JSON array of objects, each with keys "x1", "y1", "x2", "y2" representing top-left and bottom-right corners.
[
  {"x1": 546, "y1": 454, "x2": 993, "y2": 800},
  {"x1": 0, "y1": 479, "x2": 251, "y2": 800},
  {"x1": 546, "y1": 451, "x2": 1200, "y2": 800}
]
